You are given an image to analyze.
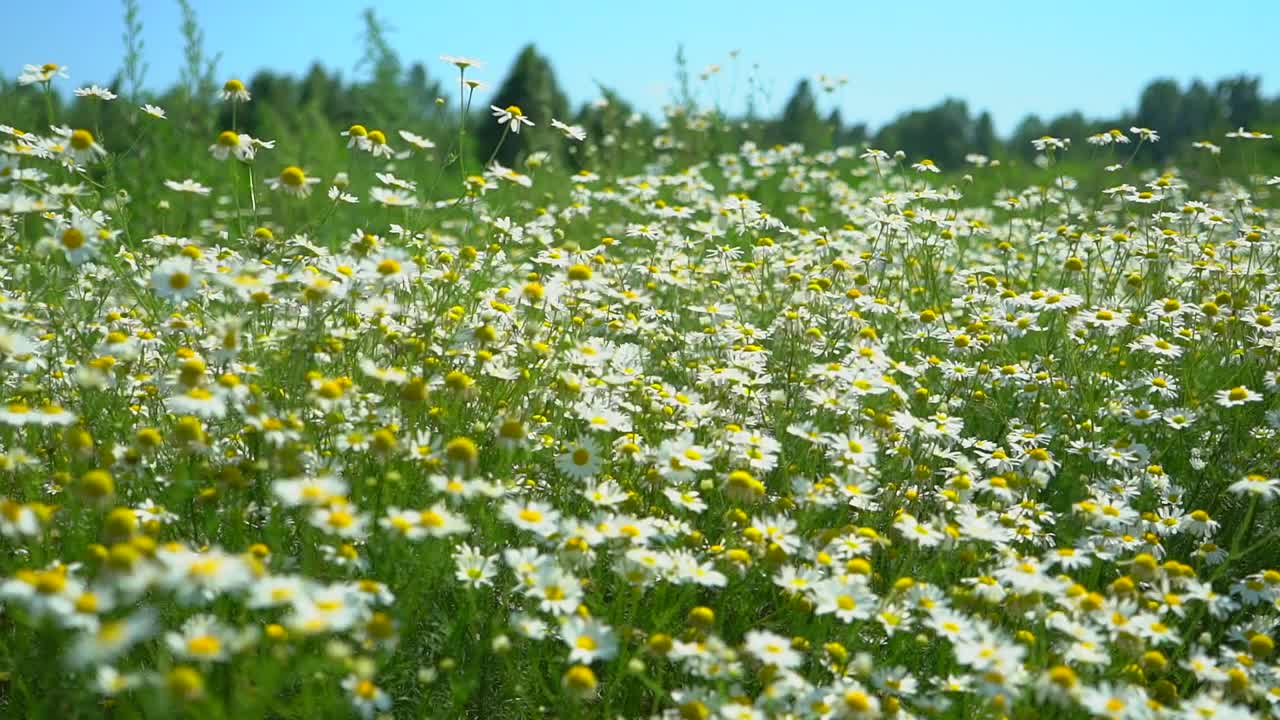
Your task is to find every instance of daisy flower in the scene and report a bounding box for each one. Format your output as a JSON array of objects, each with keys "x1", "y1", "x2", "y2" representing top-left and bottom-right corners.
[
  {"x1": 18, "y1": 63, "x2": 69, "y2": 85},
  {"x1": 556, "y1": 436, "x2": 604, "y2": 479},
  {"x1": 74, "y1": 85, "x2": 117, "y2": 101},
  {"x1": 67, "y1": 611, "x2": 156, "y2": 668},
  {"x1": 370, "y1": 186, "x2": 418, "y2": 207},
  {"x1": 398, "y1": 130, "x2": 435, "y2": 150},
  {"x1": 417, "y1": 503, "x2": 471, "y2": 537},
  {"x1": 209, "y1": 131, "x2": 256, "y2": 162},
  {"x1": 1228, "y1": 474, "x2": 1280, "y2": 501},
  {"x1": 341, "y1": 124, "x2": 370, "y2": 150},
  {"x1": 491, "y1": 104, "x2": 535, "y2": 133},
  {"x1": 561, "y1": 616, "x2": 618, "y2": 664},
  {"x1": 1215, "y1": 385, "x2": 1261, "y2": 407},
  {"x1": 59, "y1": 128, "x2": 106, "y2": 163},
  {"x1": 441, "y1": 55, "x2": 484, "y2": 70},
  {"x1": 150, "y1": 256, "x2": 201, "y2": 301},
  {"x1": 220, "y1": 78, "x2": 251, "y2": 102},
  {"x1": 165, "y1": 614, "x2": 238, "y2": 662},
  {"x1": 341, "y1": 675, "x2": 392, "y2": 719},
  {"x1": 502, "y1": 499, "x2": 562, "y2": 537},
  {"x1": 50, "y1": 212, "x2": 100, "y2": 265},
  {"x1": 453, "y1": 543, "x2": 499, "y2": 589},
  {"x1": 743, "y1": 630, "x2": 802, "y2": 669},
  {"x1": 266, "y1": 165, "x2": 320, "y2": 197},
  {"x1": 163, "y1": 179, "x2": 211, "y2": 196},
  {"x1": 550, "y1": 118, "x2": 586, "y2": 141}
]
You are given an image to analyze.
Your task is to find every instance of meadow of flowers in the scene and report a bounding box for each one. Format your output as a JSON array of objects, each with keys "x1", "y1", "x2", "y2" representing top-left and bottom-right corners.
[{"x1": 2, "y1": 56, "x2": 1280, "y2": 720}]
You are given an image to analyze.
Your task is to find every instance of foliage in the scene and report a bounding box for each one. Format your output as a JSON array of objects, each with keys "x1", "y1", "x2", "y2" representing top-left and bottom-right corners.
[{"x1": 1, "y1": 7, "x2": 1280, "y2": 720}]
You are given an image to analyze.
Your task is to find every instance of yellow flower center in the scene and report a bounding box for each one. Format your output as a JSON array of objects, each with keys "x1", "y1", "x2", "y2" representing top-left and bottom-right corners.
[
  {"x1": 280, "y1": 166, "x2": 306, "y2": 187},
  {"x1": 844, "y1": 691, "x2": 871, "y2": 712},
  {"x1": 187, "y1": 558, "x2": 220, "y2": 577},
  {"x1": 34, "y1": 571, "x2": 66, "y2": 595},
  {"x1": 70, "y1": 129, "x2": 94, "y2": 151},
  {"x1": 61, "y1": 227, "x2": 85, "y2": 249},
  {"x1": 187, "y1": 635, "x2": 221, "y2": 656}
]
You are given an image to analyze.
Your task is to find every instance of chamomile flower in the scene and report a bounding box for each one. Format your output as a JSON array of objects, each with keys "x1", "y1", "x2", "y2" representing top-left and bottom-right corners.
[
  {"x1": 1215, "y1": 385, "x2": 1261, "y2": 407},
  {"x1": 491, "y1": 104, "x2": 535, "y2": 133},
  {"x1": 561, "y1": 616, "x2": 618, "y2": 664},
  {"x1": 165, "y1": 614, "x2": 240, "y2": 662},
  {"x1": 164, "y1": 178, "x2": 211, "y2": 195},
  {"x1": 1228, "y1": 474, "x2": 1279, "y2": 501},
  {"x1": 59, "y1": 128, "x2": 106, "y2": 163},
  {"x1": 398, "y1": 129, "x2": 435, "y2": 150},
  {"x1": 342, "y1": 675, "x2": 392, "y2": 719},
  {"x1": 49, "y1": 212, "x2": 100, "y2": 265},
  {"x1": 503, "y1": 499, "x2": 562, "y2": 537},
  {"x1": 266, "y1": 165, "x2": 320, "y2": 197},
  {"x1": 74, "y1": 85, "x2": 117, "y2": 101},
  {"x1": 150, "y1": 256, "x2": 201, "y2": 301},
  {"x1": 370, "y1": 186, "x2": 419, "y2": 207},
  {"x1": 743, "y1": 630, "x2": 802, "y2": 669},
  {"x1": 67, "y1": 611, "x2": 156, "y2": 668},
  {"x1": 556, "y1": 436, "x2": 604, "y2": 479},
  {"x1": 441, "y1": 55, "x2": 484, "y2": 70},
  {"x1": 19, "y1": 63, "x2": 69, "y2": 85},
  {"x1": 550, "y1": 118, "x2": 586, "y2": 141},
  {"x1": 453, "y1": 543, "x2": 499, "y2": 589},
  {"x1": 220, "y1": 78, "x2": 251, "y2": 102},
  {"x1": 208, "y1": 130, "x2": 252, "y2": 161}
]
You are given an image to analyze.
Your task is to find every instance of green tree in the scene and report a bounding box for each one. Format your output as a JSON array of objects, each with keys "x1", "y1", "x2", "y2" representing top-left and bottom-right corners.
[
  {"x1": 1176, "y1": 80, "x2": 1221, "y2": 144},
  {"x1": 404, "y1": 62, "x2": 443, "y2": 123},
  {"x1": 973, "y1": 111, "x2": 997, "y2": 158},
  {"x1": 875, "y1": 98, "x2": 973, "y2": 169},
  {"x1": 1134, "y1": 79, "x2": 1182, "y2": 161},
  {"x1": 1217, "y1": 75, "x2": 1263, "y2": 130},
  {"x1": 355, "y1": 8, "x2": 403, "y2": 127},
  {"x1": 1009, "y1": 114, "x2": 1048, "y2": 160},
  {"x1": 771, "y1": 79, "x2": 828, "y2": 148}
]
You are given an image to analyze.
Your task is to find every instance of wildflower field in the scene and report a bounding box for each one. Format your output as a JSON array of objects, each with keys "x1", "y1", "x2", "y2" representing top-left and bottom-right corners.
[{"x1": 4, "y1": 23, "x2": 1280, "y2": 720}]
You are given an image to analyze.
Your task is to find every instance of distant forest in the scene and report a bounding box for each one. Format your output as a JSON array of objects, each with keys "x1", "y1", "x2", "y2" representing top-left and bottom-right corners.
[{"x1": 5, "y1": 6, "x2": 1278, "y2": 174}]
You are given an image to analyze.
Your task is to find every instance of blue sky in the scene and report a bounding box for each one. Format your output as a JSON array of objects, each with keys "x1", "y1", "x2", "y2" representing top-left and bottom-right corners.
[{"x1": 5, "y1": 0, "x2": 1278, "y2": 135}]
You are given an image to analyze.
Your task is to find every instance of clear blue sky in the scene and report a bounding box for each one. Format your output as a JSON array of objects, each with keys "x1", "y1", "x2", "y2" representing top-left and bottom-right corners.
[{"x1": 5, "y1": 0, "x2": 1278, "y2": 135}]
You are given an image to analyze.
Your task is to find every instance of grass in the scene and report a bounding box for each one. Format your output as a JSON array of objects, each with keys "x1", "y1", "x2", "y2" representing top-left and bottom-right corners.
[{"x1": 0, "y1": 62, "x2": 1278, "y2": 720}]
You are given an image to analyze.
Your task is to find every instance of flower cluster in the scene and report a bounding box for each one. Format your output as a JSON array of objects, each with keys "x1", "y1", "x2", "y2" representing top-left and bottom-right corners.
[{"x1": 0, "y1": 62, "x2": 1279, "y2": 720}]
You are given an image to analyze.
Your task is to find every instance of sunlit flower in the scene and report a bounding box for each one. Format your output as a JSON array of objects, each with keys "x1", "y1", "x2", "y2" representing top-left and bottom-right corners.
[
  {"x1": 266, "y1": 165, "x2": 320, "y2": 197},
  {"x1": 491, "y1": 104, "x2": 535, "y2": 133}
]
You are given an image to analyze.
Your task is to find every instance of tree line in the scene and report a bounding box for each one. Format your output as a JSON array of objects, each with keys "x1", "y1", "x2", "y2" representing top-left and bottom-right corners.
[{"x1": 3, "y1": 7, "x2": 1276, "y2": 176}]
